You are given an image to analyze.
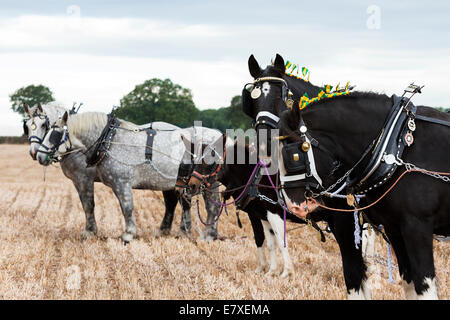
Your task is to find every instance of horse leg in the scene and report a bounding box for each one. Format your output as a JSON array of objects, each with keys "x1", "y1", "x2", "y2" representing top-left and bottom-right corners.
[
  {"x1": 177, "y1": 194, "x2": 192, "y2": 238},
  {"x1": 112, "y1": 184, "x2": 137, "y2": 243},
  {"x1": 247, "y1": 213, "x2": 267, "y2": 274},
  {"x1": 201, "y1": 181, "x2": 220, "y2": 241},
  {"x1": 328, "y1": 214, "x2": 369, "y2": 299},
  {"x1": 261, "y1": 219, "x2": 278, "y2": 276},
  {"x1": 382, "y1": 226, "x2": 415, "y2": 299},
  {"x1": 400, "y1": 218, "x2": 438, "y2": 299},
  {"x1": 73, "y1": 179, "x2": 97, "y2": 240},
  {"x1": 266, "y1": 211, "x2": 293, "y2": 279},
  {"x1": 155, "y1": 190, "x2": 178, "y2": 238}
]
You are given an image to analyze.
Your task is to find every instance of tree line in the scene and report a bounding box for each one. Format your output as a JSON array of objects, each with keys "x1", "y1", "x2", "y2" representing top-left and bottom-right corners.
[
  {"x1": 10, "y1": 80, "x2": 450, "y2": 135},
  {"x1": 9, "y1": 79, "x2": 252, "y2": 133}
]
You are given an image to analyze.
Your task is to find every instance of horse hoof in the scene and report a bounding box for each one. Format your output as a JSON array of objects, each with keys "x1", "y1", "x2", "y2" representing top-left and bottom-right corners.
[
  {"x1": 155, "y1": 228, "x2": 171, "y2": 238},
  {"x1": 175, "y1": 230, "x2": 191, "y2": 239},
  {"x1": 203, "y1": 233, "x2": 217, "y2": 242},
  {"x1": 280, "y1": 269, "x2": 294, "y2": 279},
  {"x1": 121, "y1": 233, "x2": 135, "y2": 243},
  {"x1": 265, "y1": 269, "x2": 279, "y2": 277},
  {"x1": 255, "y1": 266, "x2": 267, "y2": 274},
  {"x1": 81, "y1": 230, "x2": 97, "y2": 241}
]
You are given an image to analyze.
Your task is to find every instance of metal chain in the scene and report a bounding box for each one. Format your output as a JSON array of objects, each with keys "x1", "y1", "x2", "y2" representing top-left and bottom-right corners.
[
  {"x1": 405, "y1": 162, "x2": 450, "y2": 183},
  {"x1": 316, "y1": 167, "x2": 354, "y2": 197}
]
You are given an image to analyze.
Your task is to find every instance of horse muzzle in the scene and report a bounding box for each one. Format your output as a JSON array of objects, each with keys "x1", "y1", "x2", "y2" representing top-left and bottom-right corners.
[{"x1": 36, "y1": 151, "x2": 51, "y2": 166}]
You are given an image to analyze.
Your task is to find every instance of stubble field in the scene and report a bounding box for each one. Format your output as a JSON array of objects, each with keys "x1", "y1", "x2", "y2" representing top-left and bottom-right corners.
[{"x1": 0, "y1": 144, "x2": 448, "y2": 300}]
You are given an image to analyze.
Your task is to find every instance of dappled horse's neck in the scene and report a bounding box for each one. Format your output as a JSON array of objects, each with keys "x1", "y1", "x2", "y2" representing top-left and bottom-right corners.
[{"x1": 67, "y1": 112, "x2": 108, "y2": 149}]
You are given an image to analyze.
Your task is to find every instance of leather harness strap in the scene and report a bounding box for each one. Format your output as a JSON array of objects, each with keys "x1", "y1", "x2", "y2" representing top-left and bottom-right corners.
[{"x1": 145, "y1": 124, "x2": 157, "y2": 160}]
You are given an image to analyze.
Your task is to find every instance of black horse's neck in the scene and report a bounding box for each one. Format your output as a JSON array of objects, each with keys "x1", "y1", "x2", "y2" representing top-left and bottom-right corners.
[
  {"x1": 220, "y1": 143, "x2": 256, "y2": 190},
  {"x1": 283, "y1": 74, "x2": 322, "y2": 100},
  {"x1": 301, "y1": 92, "x2": 393, "y2": 167}
]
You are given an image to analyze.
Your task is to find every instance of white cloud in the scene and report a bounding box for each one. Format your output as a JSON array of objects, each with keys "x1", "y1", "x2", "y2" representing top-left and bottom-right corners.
[
  {"x1": 1, "y1": 13, "x2": 449, "y2": 137},
  {"x1": 0, "y1": 52, "x2": 249, "y2": 135}
]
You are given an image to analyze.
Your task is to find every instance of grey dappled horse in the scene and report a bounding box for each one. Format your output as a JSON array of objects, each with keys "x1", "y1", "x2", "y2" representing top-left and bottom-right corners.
[{"x1": 24, "y1": 104, "x2": 221, "y2": 241}]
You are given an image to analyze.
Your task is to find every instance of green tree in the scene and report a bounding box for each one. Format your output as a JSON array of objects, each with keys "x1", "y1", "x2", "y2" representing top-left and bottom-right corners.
[
  {"x1": 436, "y1": 106, "x2": 450, "y2": 112},
  {"x1": 226, "y1": 95, "x2": 252, "y2": 130},
  {"x1": 114, "y1": 78, "x2": 199, "y2": 127},
  {"x1": 9, "y1": 84, "x2": 54, "y2": 117}
]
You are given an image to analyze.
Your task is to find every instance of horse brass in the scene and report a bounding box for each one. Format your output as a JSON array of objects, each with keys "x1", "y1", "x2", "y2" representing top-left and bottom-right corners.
[
  {"x1": 408, "y1": 119, "x2": 416, "y2": 131},
  {"x1": 346, "y1": 194, "x2": 355, "y2": 207},
  {"x1": 251, "y1": 87, "x2": 261, "y2": 99},
  {"x1": 293, "y1": 153, "x2": 299, "y2": 161},
  {"x1": 301, "y1": 141, "x2": 310, "y2": 152},
  {"x1": 286, "y1": 98, "x2": 294, "y2": 109}
]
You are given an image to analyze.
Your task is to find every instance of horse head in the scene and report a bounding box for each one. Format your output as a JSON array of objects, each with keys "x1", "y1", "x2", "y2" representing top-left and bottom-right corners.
[
  {"x1": 36, "y1": 111, "x2": 71, "y2": 166},
  {"x1": 182, "y1": 133, "x2": 228, "y2": 195},
  {"x1": 23, "y1": 102, "x2": 50, "y2": 160}
]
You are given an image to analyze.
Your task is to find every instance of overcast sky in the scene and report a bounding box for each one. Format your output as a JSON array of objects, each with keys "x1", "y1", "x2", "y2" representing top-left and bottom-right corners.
[{"x1": 1, "y1": 0, "x2": 449, "y2": 135}]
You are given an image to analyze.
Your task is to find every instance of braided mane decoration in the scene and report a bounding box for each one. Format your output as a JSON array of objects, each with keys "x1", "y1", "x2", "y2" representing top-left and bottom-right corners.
[
  {"x1": 285, "y1": 60, "x2": 310, "y2": 81},
  {"x1": 299, "y1": 82, "x2": 354, "y2": 110},
  {"x1": 284, "y1": 58, "x2": 355, "y2": 110}
]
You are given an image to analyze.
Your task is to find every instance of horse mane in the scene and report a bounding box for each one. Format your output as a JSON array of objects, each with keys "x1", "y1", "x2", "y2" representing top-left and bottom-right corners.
[
  {"x1": 303, "y1": 90, "x2": 390, "y2": 109},
  {"x1": 67, "y1": 112, "x2": 108, "y2": 138},
  {"x1": 67, "y1": 112, "x2": 141, "y2": 138}
]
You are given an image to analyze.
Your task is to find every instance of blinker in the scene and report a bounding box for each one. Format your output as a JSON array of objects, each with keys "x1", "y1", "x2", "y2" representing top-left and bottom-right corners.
[{"x1": 49, "y1": 130, "x2": 63, "y2": 145}]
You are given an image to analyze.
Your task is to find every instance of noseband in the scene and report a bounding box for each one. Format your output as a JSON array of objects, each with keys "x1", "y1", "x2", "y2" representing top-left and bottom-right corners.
[{"x1": 190, "y1": 148, "x2": 227, "y2": 189}]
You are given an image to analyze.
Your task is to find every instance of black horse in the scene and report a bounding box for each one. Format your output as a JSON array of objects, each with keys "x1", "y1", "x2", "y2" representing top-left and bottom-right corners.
[
  {"x1": 277, "y1": 89, "x2": 449, "y2": 299},
  {"x1": 183, "y1": 134, "x2": 314, "y2": 279},
  {"x1": 241, "y1": 54, "x2": 373, "y2": 299}
]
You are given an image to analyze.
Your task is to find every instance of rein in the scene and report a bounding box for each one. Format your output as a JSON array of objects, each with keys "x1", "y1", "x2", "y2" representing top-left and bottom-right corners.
[{"x1": 309, "y1": 165, "x2": 450, "y2": 213}]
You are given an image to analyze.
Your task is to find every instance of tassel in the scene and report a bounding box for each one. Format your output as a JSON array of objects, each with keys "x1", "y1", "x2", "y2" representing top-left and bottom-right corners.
[
  {"x1": 353, "y1": 210, "x2": 362, "y2": 249},
  {"x1": 236, "y1": 211, "x2": 242, "y2": 228},
  {"x1": 387, "y1": 243, "x2": 394, "y2": 284}
]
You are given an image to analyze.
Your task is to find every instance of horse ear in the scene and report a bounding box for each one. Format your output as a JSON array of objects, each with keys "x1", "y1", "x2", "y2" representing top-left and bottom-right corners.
[
  {"x1": 248, "y1": 54, "x2": 262, "y2": 79},
  {"x1": 242, "y1": 88, "x2": 254, "y2": 118},
  {"x1": 37, "y1": 103, "x2": 43, "y2": 113},
  {"x1": 180, "y1": 134, "x2": 193, "y2": 152},
  {"x1": 62, "y1": 111, "x2": 69, "y2": 124},
  {"x1": 23, "y1": 104, "x2": 30, "y2": 115},
  {"x1": 273, "y1": 54, "x2": 285, "y2": 73}
]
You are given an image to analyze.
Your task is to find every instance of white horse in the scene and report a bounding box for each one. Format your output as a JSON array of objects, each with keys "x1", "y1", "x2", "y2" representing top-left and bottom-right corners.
[{"x1": 34, "y1": 110, "x2": 224, "y2": 242}]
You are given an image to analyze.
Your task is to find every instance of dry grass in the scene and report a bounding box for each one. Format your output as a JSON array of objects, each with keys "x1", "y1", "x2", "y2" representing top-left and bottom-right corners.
[{"x1": 0, "y1": 144, "x2": 448, "y2": 300}]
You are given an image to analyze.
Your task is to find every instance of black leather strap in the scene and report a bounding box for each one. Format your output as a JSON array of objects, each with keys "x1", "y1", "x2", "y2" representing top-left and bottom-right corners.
[
  {"x1": 415, "y1": 114, "x2": 450, "y2": 128},
  {"x1": 145, "y1": 124, "x2": 157, "y2": 160}
]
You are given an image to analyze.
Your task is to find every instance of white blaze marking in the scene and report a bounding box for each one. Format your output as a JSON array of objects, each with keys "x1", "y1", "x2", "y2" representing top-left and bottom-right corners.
[{"x1": 262, "y1": 82, "x2": 270, "y2": 97}]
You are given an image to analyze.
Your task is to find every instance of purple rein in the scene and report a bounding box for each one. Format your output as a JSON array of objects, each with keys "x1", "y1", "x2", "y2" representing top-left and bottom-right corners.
[{"x1": 196, "y1": 160, "x2": 287, "y2": 248}]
